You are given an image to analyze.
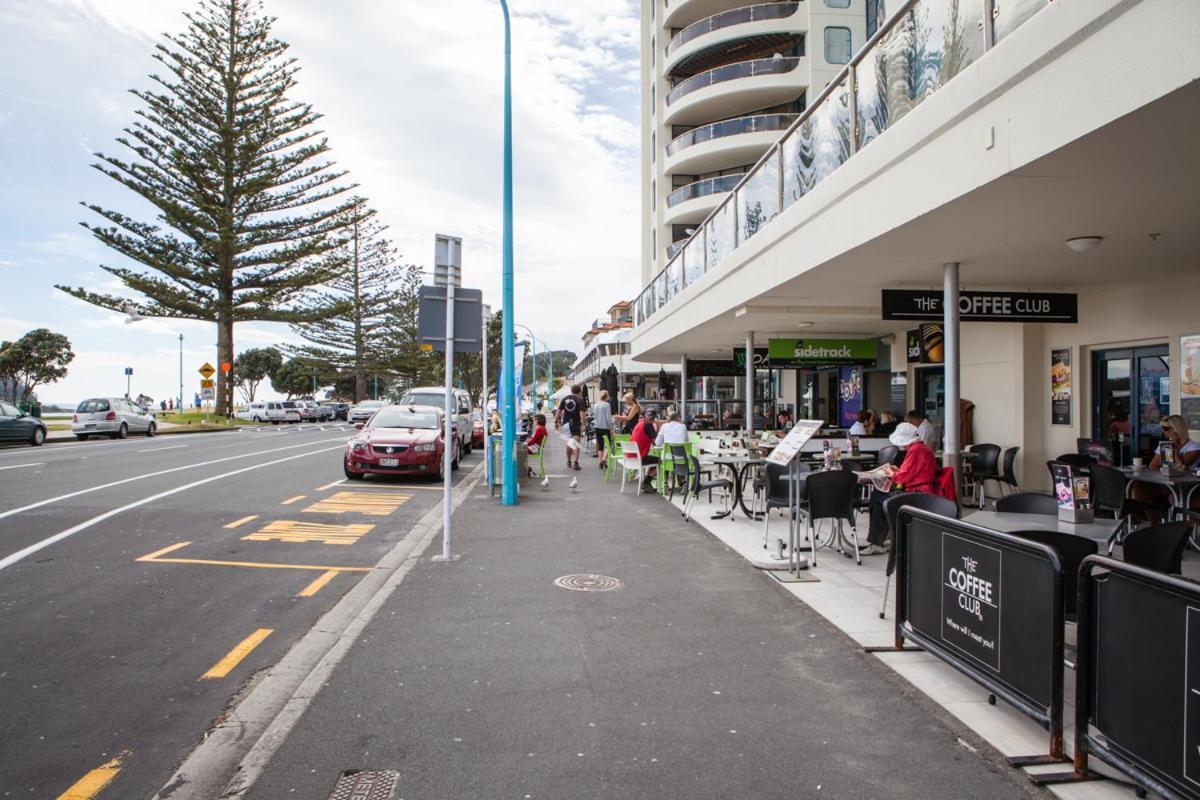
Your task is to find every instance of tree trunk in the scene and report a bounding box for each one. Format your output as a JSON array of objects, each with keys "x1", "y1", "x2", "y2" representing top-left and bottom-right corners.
[{"x1": 217, "y1": 314, "x2": 234, "y2": 417}]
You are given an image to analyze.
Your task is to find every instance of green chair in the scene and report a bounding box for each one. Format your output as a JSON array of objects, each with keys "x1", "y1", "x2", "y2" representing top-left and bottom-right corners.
[
  {"x1": 605, "y1": 434, "x2": 631, "y2": 482},
  {"x1": 529, "y1": 444, "x2": 546, "y2": 478}
]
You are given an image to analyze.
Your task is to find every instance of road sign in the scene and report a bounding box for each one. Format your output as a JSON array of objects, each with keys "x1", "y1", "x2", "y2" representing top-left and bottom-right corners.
[
  {"x1": 418, "y1": 286, "x2": 483, "y2": 353},
  {"x1": 199, "y1": 362, "x2": 215, "y2": 379},
  {"x1": 221, "y1": 362, "x2": 232, "y2": 374},
  {"x1": 201, "y1": 387, "x2": 214, "y2": 401},
  {"x1": 200, "y1": 379, "x2": 214, "y2": 389},
  {"x1": 124, "y1": 367, "x2": 133, "y2": 376}
]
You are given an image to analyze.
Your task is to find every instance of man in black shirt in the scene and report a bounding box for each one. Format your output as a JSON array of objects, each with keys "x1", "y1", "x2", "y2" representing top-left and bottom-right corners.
[{"x1": 556, "y1": 384, "x2": 585, "y2": 471}]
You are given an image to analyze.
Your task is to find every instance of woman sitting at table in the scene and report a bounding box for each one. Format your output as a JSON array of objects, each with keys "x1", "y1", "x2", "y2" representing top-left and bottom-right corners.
[
  {"x1": 1131, "y1": 414, "x2": 1200, "y2": 510},
  {"x1": 862, "y1": 422, "x2": 937, "y2": 555},
  {"x1": 848, "y1": 410, "x2": 876, "y2": 436}
]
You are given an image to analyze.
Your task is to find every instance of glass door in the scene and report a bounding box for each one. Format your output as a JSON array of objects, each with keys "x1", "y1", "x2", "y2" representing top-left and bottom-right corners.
[
  {"x1": 1093, "y1": 345, "x2": 1169, "y2": 465},
  {"x1": 916, "y1": 366, "x2": 945, "y2": 429}
]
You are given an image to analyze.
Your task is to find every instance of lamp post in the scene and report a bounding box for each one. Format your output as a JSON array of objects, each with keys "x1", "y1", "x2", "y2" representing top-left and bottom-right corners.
[
  {"x1": 178, "y1": 333, "x2": 183, "y2": 414},
  {"x1": 514, "y1": 323, "x2": 550, "y2": 410},
  {"x1": 499, "y1": 0, "x2": 517, "y2": 505}
]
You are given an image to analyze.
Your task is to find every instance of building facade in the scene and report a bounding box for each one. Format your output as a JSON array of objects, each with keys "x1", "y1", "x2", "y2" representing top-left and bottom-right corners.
[{"x1": 570, "y1": 301, "x2": 681, "y2": 403}]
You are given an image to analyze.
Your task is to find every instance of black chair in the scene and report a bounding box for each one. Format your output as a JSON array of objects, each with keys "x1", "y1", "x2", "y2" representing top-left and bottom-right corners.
[
  {"x1": 800, "y1": 469, "x2": 861, "y2": 567},
  {"x1": 876, "y1": 445, "x2": 902, "y2": 468},
  {"x1": 879, "y1": 492, "x2": 958, "y2": 619},
  {"x1": 1054, "y1": 453, "x2": 1094, "y2": 472},
  {"x1": 1008, "y1": 529, "x2": 1097, "y2": 619},
  {"x1": 1087, "y1": 462, "x2": 1166, "y2": 553},
  {"x1": 968, "y1": 444, "x2": 1001, "y2": 508},
  {"x1": 667, "y1": 444, "x2": 690, "y2": 502},
  {"x1": 1121, "y1": 521, "x2": 1191, "y2": 574},
  {"x1": 995, "y1": 492, "x2": 1059, "y2": 515},
  {"x1": 996, "y1": 447, "x2": 1020, "y2": 495},
  {"x1": 759, "y1": 462, "x2": 808, "y2": 549},
  {"x1": 683, "y1": 454, "x2": 733, "y2": 521}
]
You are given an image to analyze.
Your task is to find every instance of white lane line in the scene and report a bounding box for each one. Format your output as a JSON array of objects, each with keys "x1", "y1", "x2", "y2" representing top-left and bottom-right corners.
[
  {"x1": 0, "y1": 444, "x2": 348, "y2": 572},
  {"x1": 0, "y1": 437, "x2": 350, "y2": 523},
  {"x1": 0, "y1": 463, "x2": 45, "y2": 471},
  {"x1": 138, "y1": 444, "x2": 189, "y2": 453}
]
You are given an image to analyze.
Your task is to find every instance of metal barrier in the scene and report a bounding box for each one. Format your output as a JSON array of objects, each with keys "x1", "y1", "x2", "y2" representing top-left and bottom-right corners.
[
  {"x1": 888, "y1": 507, "x2": 1068, "y2": 764},
  {"x1": 1036, "y1": 556, "x2": 1200, "y2": 799}
]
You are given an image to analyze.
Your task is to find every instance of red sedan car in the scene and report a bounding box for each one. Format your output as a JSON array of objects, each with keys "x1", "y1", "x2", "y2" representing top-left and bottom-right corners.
[
  {"x1": 343, "y1": 405, "x2": 460, "y2": 481},
  {"x1": 471, "y1": 409, "x2": 486, "y2": 449}
]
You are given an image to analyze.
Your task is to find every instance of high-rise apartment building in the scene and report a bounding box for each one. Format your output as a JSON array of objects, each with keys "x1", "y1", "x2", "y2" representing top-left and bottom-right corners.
[{"x1": 641, "y1": 0, "x2": 869, "y2": 284}]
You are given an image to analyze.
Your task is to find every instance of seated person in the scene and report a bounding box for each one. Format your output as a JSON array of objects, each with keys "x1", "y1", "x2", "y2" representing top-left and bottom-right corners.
[
  {"x1": 848, "y1": 410, "x2": 876, "y2": 436},
  {"x1": 863, "y1": 422, "x2": 936, "y2": 555},
  {"x1": 1133, "y1": 414, "x2": 1200, "y2": 511},
  {"x1": 526, "y1": 414, "x2": 548, "y2": 454},
  {"x1": 775, "y1": 409, "x2": 794, "y2": 431},
  {"x1": 655, "y1": 411, "x2": 689, "y2": 448},
  {"x1": 876, "y1": 411, "x2": 899, "y2": 437},
  {"x1": 631, "y1": 409, "x2": 660, "y2": 492}
]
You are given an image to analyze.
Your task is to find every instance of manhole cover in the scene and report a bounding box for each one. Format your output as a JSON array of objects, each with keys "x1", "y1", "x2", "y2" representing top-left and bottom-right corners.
[
  {"x1": 553, "y1": 574, "x2": 623, "y2": 592},
  {"x1": 328, "y1": 769, "x2": 398, "y2": 800}
]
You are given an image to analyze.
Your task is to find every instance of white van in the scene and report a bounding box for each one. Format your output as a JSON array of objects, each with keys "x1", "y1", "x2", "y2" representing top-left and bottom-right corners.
[
  {"x1": 239, "y1": 401, "x2": 300, "y2": 424},
  {"x1": 400, "y1": 387, "x2": 473, "y2": 455}
]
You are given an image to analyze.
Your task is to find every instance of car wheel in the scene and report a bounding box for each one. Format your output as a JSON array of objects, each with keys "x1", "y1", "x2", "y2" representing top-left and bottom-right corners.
[
  {"x1": 344, "y1": 459, "x2": 364, "y2": 480},
  {"x1": 464, "y1": 437, "x2": 472, "y2": 456},
  {"x1": 76, "y1": 434, "x2": 89, "y2": 441},
  {"x1": 30, "y1": 427, "x2": 45, "y2": 446},
  {"x1": 271, "y1": 420, "x2": 279, "y2": 425},
  {"x1": 253, "y1": 415, "x2": 262, "y2": 423},
  {"x1": 146, "y1": 423, "x2": 156, "y2": 437},
  {"x1": 115, "y1": 423, "x2": 128, "y2": 440},
  {"x1": 435, "y1": 453, "x2": 445, "y2": 481}
]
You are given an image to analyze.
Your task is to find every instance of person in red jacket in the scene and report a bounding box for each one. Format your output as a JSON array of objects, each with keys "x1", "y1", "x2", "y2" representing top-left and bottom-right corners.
[
  {"x1": 863, "y1": 422, "x2": 937, "y2": 554},
  {"x1": 630, "y1": 409, "x2": 660, "y2": 492}
]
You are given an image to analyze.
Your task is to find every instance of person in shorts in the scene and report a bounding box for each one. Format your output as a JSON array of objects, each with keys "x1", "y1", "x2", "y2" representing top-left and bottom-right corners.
[
  {"x1": 556, "y1": 384, "x2": 585, "y2": 471},
  {"x1": 591, "y1": 390, "x2": 614, "y2": 469}
]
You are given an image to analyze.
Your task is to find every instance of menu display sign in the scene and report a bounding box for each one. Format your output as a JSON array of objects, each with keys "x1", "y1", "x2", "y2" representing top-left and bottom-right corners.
[
  {"x1": 765, "y1": 338, "x2": 878, "y2": 367},
  {"x1": 906, "y1": 324, "x2": 944, "y2": 364},
  {"x1": 1182, "y1": 334, "x2": 1200, "y2": 431},
  {"x1": 941, "y1": 532, "x2": 1002, "y2": 672},
  {"x1": 839, "y1": 367, "x2": 863, "y2": 427},
  {"x1": 882, "y1": 289, "x2": 1079, "y2": 323},
  {"x1": 1051, "y1": 348, "x2": 1072, "y2": 425},
  {"x1": 765, "y1": 420, "x2": 823, "y2": 467}
]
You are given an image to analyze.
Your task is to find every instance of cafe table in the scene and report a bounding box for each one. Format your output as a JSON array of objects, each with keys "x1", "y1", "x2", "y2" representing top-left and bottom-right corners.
[
  {"x1": 703, "y1": 452, "x2": 766, "y2": 519},
  {"x1": 1118, "y1": 466, "x2": 1200, "y2": 513},
  {"x1": 963, "y1": 509, "x2": 1121, "y2": 543}
]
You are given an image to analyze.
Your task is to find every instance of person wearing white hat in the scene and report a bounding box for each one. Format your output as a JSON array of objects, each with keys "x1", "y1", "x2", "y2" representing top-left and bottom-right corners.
[{"x1": 861, "y1": 421, "x2": 938, "y2": 554}]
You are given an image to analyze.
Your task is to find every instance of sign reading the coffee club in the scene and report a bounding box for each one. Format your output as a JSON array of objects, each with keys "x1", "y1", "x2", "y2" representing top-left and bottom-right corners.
[
  {"x1": 941, "y1": 532, "x2": 1002, "y2": 672},
  {"x1": 882, "y1": 289, "x2": 1078, "y2": 324}
]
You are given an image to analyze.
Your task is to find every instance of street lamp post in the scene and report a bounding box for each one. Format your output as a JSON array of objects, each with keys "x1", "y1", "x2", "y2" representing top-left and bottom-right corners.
[
  {"x1": 514, "y1": 323, "x2": 550, "y2": 411},
  {"x1": 178, "y1": 334, "x2": 183, "y2": 414},
  {"x1": 499, "y1": 0, "x2": 517, "y2": 505}
]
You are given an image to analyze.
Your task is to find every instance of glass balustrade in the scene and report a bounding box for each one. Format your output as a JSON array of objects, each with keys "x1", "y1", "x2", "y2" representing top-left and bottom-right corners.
[
  {"x1": 666, "y1": 2, "x2": 801, "y2": 59},
  {"x1": 637, "y1": 0, "x2": 1051, "y2": 329},
  {"x1": 666, "y1": 113, "x2": 799, "y2": 158}
]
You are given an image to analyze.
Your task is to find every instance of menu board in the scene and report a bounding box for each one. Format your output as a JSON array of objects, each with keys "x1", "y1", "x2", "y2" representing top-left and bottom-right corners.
[
  {"x1": 1051, "y1": 348, "x2": 1071, "y2": 425},
  {"x1": 1182, "y1": 334, "x2": 1200, "y2": 431},
  {"x1": 765, "y1": 420, "x2": 823, "y2": 466}
]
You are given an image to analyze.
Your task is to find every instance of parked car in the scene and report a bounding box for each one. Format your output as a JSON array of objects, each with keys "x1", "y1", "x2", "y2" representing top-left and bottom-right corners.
[
  {"x1": 348, "y1": 400, "x2": 385, "y2": 424},
  {"x1": 241, "y1": 401, "x2": 301, "y2": 424},
  {"x1": 0, "y1": 401, "x2": 47, "y2": 446},
  {"x1": 72, "y1": 397, "x2": 157, "y2": 439},
  {"x1": 321, "y1": 402, "x2": 350, "y2": 420},
  {"x1": 471, "y1": 409, "x2": 486, "y2": 449},
  {"x1": 343, "y1": 404, "x2": 459, "y2": 480},
  {"x1": 400, "y1": 387, "x2": 473, "y2": 456},
  {"x1": 279, "y1": 400, "x2": 303, "y2": 423},
  {"x1": 296, "y1": 399, "x2": 327, "y2": 422}
]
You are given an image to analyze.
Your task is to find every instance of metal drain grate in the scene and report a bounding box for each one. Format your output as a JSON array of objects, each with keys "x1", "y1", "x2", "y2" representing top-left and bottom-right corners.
[
  {"x1": 553, "y1": 574, "x2": 623, "y2": 592},
  {"x1": 327, "y1": 769, "x2": 398, "y2": 800}
]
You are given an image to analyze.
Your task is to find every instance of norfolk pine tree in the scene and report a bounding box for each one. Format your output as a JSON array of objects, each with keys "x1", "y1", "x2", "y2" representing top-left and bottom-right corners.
[{"x1": 58, "y1": 0, "x2": 357, "y2": 415}]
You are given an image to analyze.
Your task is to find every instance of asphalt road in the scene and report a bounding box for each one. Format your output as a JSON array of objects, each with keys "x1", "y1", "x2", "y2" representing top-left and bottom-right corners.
[{"x1": 0, "y1": 425, "x2": 481, "y2": 799}]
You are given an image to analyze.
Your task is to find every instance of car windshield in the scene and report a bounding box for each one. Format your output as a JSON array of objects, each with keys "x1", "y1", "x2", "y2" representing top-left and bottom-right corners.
[
  {"x1": 402, "y1": 393, "x2": 445, "y2": 408},
  {"x1": 369, "y1": 410, "x2": 439, "y2": 429},
  {"x1": 77, "y1": 399, "x2": 110, "y2": 413}
]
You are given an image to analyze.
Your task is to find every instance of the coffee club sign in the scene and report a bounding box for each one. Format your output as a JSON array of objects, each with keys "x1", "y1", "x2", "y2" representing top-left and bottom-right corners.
[{"x1": 882, "y1": 289, "x2": 1078, "y2": 324}]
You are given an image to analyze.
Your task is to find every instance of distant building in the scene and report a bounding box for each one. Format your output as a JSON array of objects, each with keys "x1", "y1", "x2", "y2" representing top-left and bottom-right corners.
[{"x1": 569, "y1": 300, "x2": 680, "y2": 402}]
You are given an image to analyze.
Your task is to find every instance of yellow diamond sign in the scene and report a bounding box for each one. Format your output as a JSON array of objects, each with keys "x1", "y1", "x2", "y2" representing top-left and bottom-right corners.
[{"x1": 198, "y1": 362, "x2": 216, "y2": 379}]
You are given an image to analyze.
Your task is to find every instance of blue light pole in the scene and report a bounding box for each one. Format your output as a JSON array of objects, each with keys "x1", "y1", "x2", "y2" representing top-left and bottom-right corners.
[{"x1": 499, "y1": 0, "x2": 518, "y2": 505}]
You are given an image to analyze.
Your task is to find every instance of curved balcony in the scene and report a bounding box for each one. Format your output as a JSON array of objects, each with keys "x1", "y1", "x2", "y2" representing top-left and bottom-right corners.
[
  {"x1": 665, "y1": 174, "x2": 742, "y2": 225},
  {"x1": 665, "y1": 56, "x2": 806, "y2": 126},
  {"x1": 665, "y1": 3, "x2": 803, "y2": 74},
  {"x1": 665, "y1": 113, "x2": 798, "y2": 174},
  {"x1": 664, "y1": 0, "x2": 759, "y2": 30}
]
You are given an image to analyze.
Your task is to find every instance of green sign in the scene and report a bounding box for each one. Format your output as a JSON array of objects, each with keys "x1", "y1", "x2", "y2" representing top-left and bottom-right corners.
[{"x1": 766, "y1": 338, "x2": 878, "y2": 367}]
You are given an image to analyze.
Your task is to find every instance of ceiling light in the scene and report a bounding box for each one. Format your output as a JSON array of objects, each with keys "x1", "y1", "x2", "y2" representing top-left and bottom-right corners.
[
  {"x1": 1065, "y1": 236, "x2": 1103, "y2": 253},
  {"x1": 795, "y1": 322, "x2": 813, "y2": 329}
]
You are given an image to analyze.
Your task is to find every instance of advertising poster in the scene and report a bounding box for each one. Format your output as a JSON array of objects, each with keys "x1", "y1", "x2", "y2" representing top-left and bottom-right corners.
[
  {"x1": 1182, "y1": 334, "x2": 1200, "y2": 431},
  {"x1": 838, "y1": 366, "x2": 863, "y2": 428},
  {"x1": 906, "y1": 325, "x2": 945, "y2": 364},
  {"x1": 1051, "y1": 348, "x2": 1072, "y2": 425},
  {"x1": 940, "y1": 532, "x2": 1001, "y2": 672}
]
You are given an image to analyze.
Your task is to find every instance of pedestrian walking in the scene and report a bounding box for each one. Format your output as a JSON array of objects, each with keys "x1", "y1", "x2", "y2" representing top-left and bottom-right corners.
[
  {"x1": 555, "y1": 384, "x2": 585, "y2": 471},
  {"x1": 591, "y1": 390, "x2": 614, "y2": 469}
]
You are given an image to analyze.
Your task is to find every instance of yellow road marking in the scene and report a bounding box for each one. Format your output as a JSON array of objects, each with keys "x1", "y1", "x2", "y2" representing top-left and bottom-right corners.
[
  {"x1": 281, "y1": 495, "x2": 306, "y2": 505},
  {"x1": 316, "y1": 480, "x2": 343, "y2": 491},
  {"x1": 200, "y1": 628, "x2": 273, "y2": 680},
  {"x1": 345, "y1": 482, "x2": 444, "y2": 492},
  {"x1": 303, "y1": 491, "x2": 411, "y2": 516},
  {"x1": 136, "y1": 542, "x2": 371, "y2": 573},
  {"x1": 56, "y1": 751, "x2": 129, "y2": 799},
  {"x1": 296, "y1": 569, "x2": 340, "y2": 597},
  {"x1": 244, "y1": 520, "x2": 374, "y2": 545},
  {"x1": 223, "y1": 515, "x2": 258, "y2": 529}
]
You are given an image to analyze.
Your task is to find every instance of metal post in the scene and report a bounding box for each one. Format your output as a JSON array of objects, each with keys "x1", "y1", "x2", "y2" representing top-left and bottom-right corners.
[
  {"x1": 482, "y1": 304, "x2": 492, "y2": 492},
  {"x1": 443, "y1": 279, "x2": 456, "y2": 560},
  {"x1": 547, "y1": 344, "x2": 553, "y2": 409},
  {"x1": 178, "y1": 334, "x2": 183, "y2": 414},
  {"x1": 944, "y1": 262, "x2": 962, "y2": 490},
  {"x1": 745, "y1": 331, "x2": 755, "y2": 440},
  {"x1": 847, "y1": 64, "x2": 859, "y2": 154},
  {"x1": 374, "y1": 374, "x2": 378, "y2": 400},
  {"x1": 983, "y1": 0, "x2": 996, "y2": 50},
  {"x1": 311, "y1": 367, "x2": 317, "y2": 398},
  {"x1": 529, "y1": 333, "x2": 537, "y2": 413},
  {"x1": 500, "y1": 0, "x2": 518, "y2": 505}
]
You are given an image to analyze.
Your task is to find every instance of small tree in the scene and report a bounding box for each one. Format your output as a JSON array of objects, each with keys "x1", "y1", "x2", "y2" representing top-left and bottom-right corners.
[
  {"x1": 271, "y1": 357, "x2": 319, "y2": 399},
  {"x1": 233, "y1": 347, "x2": 282, "y2": 402},
  {"x1": 0, "y1": 329, "x2": 75, "y2": 405}
]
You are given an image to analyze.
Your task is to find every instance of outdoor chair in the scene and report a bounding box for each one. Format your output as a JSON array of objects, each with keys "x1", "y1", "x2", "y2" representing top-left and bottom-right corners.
[
  {"x1": 1053, "y1": 453, "x2": 1094, "y2": 473},
  {"x1": 666, "y1": 444, "x2": 691, "y2": 501},
  {"x1": 759, "y1": 462, "x2": 808, "y2": 550},
  {"x1": 618, "y1": 441, "x2": 647, "y2": 495},
  {"x1": 996, "y1": 446, "x2": 1020, "y2": 495},
  {"x1": 683, "y1": 454, "x2": 732, "y2": 521},
  {"x1": 968, "y1": 443, "x2": 1001, "y2": 508},
  {"x1": 880, "y1": 492, "x2": 957, "y2": 619},
  {"x1": 995, "y1": 492, "x2": 1058, "y2": 515},
  {"x1": 1007, "y1": 529, "x2": 1097, "y2": 620},
  {"x1": 528, "y1": 443, "x2": 546, "y2": 479},
  {"x1": 604, "y1": 434, "x2": 631, "y2": 482},
  {"x1": 875, "y1": 445, "x2": 903, "y2": 468},
  {"x1": 1088, "y1": 462, "x2": 1165, "y2": 553},
  {"x1": 798, "y1": 469, "x2": 861, "y2": 568},
  {"x1": 1121, "y1": 521, "x2": 1191, "y2": 574}
]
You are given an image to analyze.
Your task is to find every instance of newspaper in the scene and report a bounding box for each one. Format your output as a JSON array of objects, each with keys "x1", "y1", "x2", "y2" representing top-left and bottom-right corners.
[{"x1": 857, "y1": 465, "x2": 893, "y2": 492}]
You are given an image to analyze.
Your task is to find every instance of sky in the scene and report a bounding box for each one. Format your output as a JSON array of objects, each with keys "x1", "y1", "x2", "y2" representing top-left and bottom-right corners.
[{"x1": 0, "y1": 0, "x2": 642, "y2": 405}]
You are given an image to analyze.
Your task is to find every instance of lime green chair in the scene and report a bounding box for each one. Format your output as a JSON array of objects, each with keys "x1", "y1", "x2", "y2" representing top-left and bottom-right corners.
[
  {"x1": 605, "y1": 434, "x2": 631, "y2": 482},
  {"x1": 529, "y1": 444, "x2": 546, "y2": 478}
]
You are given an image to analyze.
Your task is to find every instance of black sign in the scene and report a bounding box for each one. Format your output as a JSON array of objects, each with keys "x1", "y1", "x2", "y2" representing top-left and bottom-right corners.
[
  {"x1": 688, "y1": 359, "x2": 744, "y2": 377},
  {"x1": 906, "y1": 325, "x2": 944, "y2": 364},
  {"x1": 883, "y1": 289, "x2": 1078, "y2": 323},
  {"x1": 941, "y1": 533, "x2": 1002, "y2": 672},
  {"x1": 731, "y1": 347, "x2": 770, "y2": 368},
  {"x1": 418, "y1": 286, "x2": 484, "y2": 353}
]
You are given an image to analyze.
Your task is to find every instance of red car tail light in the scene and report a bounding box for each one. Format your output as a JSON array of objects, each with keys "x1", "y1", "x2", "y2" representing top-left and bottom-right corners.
[{"x1": 105, "y1": 411, "x2": 117, "y2": 421}]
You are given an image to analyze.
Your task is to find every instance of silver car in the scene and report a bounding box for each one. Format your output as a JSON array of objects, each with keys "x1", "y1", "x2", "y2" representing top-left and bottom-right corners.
[
  {"x1": 72, "y1": 397, "x2": 157, "y2": 439},
  {"x1": 348, "y1": 400, "x2": 385, "y2": 425}
]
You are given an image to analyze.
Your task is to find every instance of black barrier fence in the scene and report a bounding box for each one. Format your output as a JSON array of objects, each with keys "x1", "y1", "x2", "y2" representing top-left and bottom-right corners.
[
  {"x1": 891, "y1": 508, "x2": 1068, "y2": 763},
  {"x1": 1036, "y1": 556, "x2": 1200, "y2": 799}
]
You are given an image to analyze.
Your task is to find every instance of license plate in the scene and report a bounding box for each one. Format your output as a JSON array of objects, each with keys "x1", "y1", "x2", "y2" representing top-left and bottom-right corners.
[
  {"x1": 84, "y1": 424, "x2": 95, "y2": 429},
  {"x1": 379, "y1": 458, "x2": 399, "y2": 467}
]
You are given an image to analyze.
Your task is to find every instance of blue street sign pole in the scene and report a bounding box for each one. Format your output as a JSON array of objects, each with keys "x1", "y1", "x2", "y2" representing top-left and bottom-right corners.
[{"x1": 499, "y1": 0, "x2": 518, "y2": 505}]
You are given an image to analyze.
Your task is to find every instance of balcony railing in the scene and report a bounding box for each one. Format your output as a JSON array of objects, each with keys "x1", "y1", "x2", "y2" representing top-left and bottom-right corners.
[
  {"x1": 667, "y1": 56, "x2": 801, "y2": 106},
  {"x1": 636, "y1": 0, "x2": 1050, "y2": 328},
  {"x1": 666, "y1": 113, "x2": 800, "y2": 158},
  {"x1": 665, "y1": 2, "x2": 801, "y2": 59},
  {"x1": 666, "y1": 174, "x2": 744, "y2": 208}
]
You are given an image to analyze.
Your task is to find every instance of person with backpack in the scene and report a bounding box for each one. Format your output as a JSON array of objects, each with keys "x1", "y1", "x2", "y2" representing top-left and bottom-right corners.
[
  {"x1": 555, "y1": 385, "x2": 586, "y2": 471},
  {"x1": 862, "y1": 422, "x2": 936, "y2": 554}
]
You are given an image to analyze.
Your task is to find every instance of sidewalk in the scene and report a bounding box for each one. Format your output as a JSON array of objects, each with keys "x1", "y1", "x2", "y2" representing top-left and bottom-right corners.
[{"x1": 245, "y1": 446, "x2": 1036, "y2": 799}]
